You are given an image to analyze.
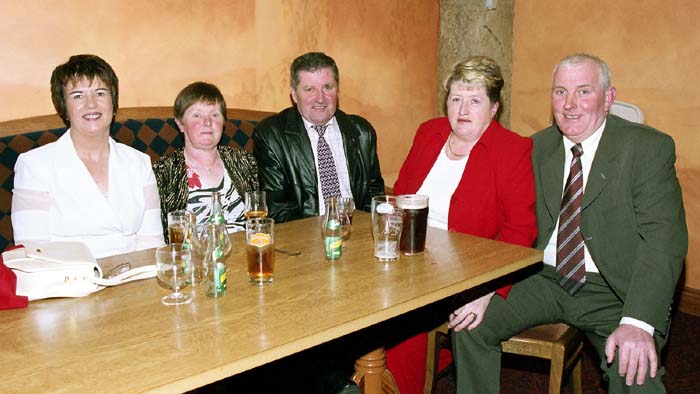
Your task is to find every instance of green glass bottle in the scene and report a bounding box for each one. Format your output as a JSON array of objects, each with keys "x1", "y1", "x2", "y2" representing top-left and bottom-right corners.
[
  {"x1": 203, "y1": 223, "x2": 227, "y2": 298},
  {"x1": 323, "y1": 199, "x2": 343, "y2": 261}
]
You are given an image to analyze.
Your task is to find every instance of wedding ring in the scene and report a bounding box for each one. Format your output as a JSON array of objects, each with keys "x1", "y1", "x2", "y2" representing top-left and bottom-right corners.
[{"x1": 467, "y1": 312, "x2": 477, "y2": 319}]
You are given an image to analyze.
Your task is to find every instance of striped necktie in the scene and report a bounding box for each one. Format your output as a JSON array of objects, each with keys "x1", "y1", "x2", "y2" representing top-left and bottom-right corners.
[
  {"x1": 556, "y1": 144, "x2": 586, "y2": 295},
  {"x1": 312, "y1": 124, "x2": 342, "y2": 201}
]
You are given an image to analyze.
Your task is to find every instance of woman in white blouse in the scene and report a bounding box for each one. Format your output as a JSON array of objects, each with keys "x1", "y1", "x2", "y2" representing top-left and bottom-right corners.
[{"x1": 11, "y1": 54, "x2": 164, "y2": 258}]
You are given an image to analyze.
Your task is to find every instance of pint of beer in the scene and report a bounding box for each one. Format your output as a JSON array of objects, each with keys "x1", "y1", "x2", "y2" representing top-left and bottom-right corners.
[
  {"x1": 246, "y1": 217, "x2": 275, "y2": 285},
  {"x1": 397, "y1": 194, "x2": 429, "y2": 255}
]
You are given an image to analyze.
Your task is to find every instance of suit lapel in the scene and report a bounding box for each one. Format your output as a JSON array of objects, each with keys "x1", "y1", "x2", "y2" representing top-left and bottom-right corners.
[
  {"x1": 540, "y1": 136, "x2": 565, "y2": 224},
  {"x1": 582, "y1": 120, "x2": 620, "y2": 209}
]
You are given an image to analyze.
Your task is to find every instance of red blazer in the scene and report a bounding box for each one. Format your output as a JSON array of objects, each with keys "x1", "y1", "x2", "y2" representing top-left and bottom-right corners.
[{"x1": 394, "y1": 118, "x2": 537, "y2": 297}]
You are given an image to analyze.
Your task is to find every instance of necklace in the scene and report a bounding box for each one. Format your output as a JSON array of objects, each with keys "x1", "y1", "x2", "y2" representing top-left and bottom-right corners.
[
  {"x1": 447, "y1": 134, "x2": 470, "y2": 158},
  {"x1": 184, "y1": 151, "x2": 222, "y2": 174}
]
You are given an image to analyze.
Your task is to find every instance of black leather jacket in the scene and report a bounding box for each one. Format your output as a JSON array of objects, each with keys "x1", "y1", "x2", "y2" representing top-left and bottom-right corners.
[{"x1": 253, "y1": 107, "x2": 385, "y2": 223}]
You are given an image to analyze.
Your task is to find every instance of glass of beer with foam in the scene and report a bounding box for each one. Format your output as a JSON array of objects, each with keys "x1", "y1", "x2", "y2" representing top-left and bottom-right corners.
[{"x1": 396, "y1": 194, "x2": 429, "y2": 255}]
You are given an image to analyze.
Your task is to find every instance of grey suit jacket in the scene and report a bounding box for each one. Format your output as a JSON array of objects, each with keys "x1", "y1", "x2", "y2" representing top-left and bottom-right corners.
[{"x1": 532, "y1": 115, "x2": 687, "y2": 335}]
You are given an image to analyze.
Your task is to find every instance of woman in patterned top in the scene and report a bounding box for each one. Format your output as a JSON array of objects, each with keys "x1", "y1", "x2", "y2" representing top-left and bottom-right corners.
[{"x1": 153, "y1": 82, "x2": 258, "y2": 241}]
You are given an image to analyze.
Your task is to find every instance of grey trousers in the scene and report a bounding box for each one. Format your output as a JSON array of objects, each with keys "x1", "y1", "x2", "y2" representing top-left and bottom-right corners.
[{"x1": 452, "y1": 266, "x2": 668, "y2": 394}]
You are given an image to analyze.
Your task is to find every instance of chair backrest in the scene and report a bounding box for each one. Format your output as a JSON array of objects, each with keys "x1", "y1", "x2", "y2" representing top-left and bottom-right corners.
[{"x1": 610, "y1": 100, "x2": 644, "y2": 124}]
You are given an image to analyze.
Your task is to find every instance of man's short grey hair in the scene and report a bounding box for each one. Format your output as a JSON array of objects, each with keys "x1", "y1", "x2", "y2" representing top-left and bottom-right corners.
[{"x1": 553, "y1": 53, "x2": 612, "y2": 91}]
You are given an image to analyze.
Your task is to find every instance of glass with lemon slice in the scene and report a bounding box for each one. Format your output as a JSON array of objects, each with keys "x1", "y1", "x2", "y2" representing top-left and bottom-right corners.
[{"x1": 246, "y1": 218, "x2": 275, "y2": 285}]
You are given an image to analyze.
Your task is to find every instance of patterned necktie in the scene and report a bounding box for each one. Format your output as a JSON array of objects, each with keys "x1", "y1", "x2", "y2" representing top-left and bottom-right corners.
[
  {"x1": 312, "y1": 124, "x2": 342, "y2": 201},
  {"x1": 556, "y1": 144, "x2": 586, "y2": 295}
]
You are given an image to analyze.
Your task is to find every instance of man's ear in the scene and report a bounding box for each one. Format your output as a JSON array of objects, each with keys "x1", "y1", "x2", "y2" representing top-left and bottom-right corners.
[
  {"x1": 604, "y1": 87, "x2": 617, "y2": 112},
  {"x1": 290, "y1": 87, "x2": 298, "y2": 105}
]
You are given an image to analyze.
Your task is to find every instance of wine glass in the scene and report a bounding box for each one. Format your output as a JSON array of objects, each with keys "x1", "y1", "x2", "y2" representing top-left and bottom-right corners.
[
  {"x1": 244, "y1": 191, "x2": 268, "y2": 219},
  {"x1": 156, "y1": 244, "x2": 193, "y2": 306}
]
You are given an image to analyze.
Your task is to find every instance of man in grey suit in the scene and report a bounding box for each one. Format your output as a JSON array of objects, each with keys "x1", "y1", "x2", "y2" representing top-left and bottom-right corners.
[{"x1": 451, "y1": 53, "x2": 687, "y2": 393}]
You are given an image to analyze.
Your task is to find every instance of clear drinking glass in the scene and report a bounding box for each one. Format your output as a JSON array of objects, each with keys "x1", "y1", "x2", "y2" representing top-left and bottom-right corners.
[
  {"x1": 244, "y1": 191, "x2": 268, "y2": 219},
  {"x1": 246, "y1": 217, "x2": 275, "y2": 285},
  {"x1": 156, "y1": 244, "x2": 193, "y2": 305},
  {"x1": 167, "y1": 210, "x2": 190, "y2": 244},
  {"x1": 371, "y1": 195, "x2": 403, "y2": 261},
  {"x1": 337, "y1": 197, "x2": 354, "y2": 240},
  {"x1": 167, "y1": 210, "x2": 202, "y2": 284}
]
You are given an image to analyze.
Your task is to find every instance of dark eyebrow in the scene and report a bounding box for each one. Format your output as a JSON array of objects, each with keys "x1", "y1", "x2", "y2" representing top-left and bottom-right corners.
[{"x1": 68, "y1": 87, "x2": 109, "y2": 95}]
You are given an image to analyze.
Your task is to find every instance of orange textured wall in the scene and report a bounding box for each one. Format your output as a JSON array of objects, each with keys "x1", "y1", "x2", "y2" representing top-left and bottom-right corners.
[
  {"x1": 512, "y1": 1, "x2": 700, "y2": 290},
  {"x1": 0, "y1": 0, "x2": 439, "y2": 179}
]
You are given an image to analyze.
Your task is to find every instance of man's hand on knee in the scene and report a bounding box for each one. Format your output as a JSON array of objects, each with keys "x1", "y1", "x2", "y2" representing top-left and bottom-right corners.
[
  {"x1": 448, "y1": 292, "x2": 495, "y2": 332},
  {"x1": 605, "y1": 324, "x2": 658, "y2": 386}
]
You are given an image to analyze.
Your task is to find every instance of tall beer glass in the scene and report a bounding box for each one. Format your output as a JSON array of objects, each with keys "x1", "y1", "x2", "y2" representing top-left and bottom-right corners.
[
  {"x1": 246, "y1": 217, "x2": 275, "y2": 285},
  {"x1": 397, "y1": 194, "x2": 429, "y2": 255},
  {"x1": 371, "y1": 196, "x2": 402, "y2": 261}
]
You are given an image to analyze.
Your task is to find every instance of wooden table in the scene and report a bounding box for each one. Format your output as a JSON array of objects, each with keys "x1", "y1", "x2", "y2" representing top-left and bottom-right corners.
[{"x1": 0, "y1": 212, "x2": 541, "y2": 394}]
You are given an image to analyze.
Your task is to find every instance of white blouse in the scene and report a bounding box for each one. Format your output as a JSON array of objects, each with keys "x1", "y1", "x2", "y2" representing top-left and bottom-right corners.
[
  {"x1": 416, "y1": 143, "x2": 469, "y2": 230},
  {"x1": 11, "y1": 130, "x2": 164, "y2": 258}
]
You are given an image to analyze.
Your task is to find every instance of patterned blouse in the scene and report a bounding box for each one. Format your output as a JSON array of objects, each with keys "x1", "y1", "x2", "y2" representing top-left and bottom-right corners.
[
  {"x1": 153, "y1": 146, "x2": 258, "y2": 242},
  {"x1": 186, "y1": 167, "x2": 245, "y2": 233}
]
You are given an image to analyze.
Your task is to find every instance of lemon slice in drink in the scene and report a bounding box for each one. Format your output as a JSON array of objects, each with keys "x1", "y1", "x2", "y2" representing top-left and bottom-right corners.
[{"x1": 250, "y1": 233, "x2": 271, "y2": 247}]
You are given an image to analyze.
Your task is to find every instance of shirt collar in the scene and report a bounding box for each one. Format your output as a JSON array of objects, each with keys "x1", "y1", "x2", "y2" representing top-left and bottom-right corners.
[
  {"x1": 301, "y1": 116, "x2": 336, "y2": 133},
  {"x1": 562, "y1": 119, "x2": 606, "y2": 156}
]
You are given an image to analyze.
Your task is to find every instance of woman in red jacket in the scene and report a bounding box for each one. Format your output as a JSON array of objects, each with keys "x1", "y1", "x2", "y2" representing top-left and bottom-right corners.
[{"x1": 386, "y1": 56, "x2": 537, "y2": 394}]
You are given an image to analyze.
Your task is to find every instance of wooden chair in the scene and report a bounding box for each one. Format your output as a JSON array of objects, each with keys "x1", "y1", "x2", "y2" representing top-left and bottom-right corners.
[{"x1": 424, "y1": 322, "x2": 583, "y2": 394}]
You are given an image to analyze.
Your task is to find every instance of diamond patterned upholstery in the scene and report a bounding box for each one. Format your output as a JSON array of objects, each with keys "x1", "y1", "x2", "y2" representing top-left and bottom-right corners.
[{"x1": 0, "y1": 107, "x2": 270, "y2": 252}]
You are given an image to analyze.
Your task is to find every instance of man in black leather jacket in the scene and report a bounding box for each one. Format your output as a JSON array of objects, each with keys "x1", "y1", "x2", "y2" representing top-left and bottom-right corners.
[{"x1": 253, "y1": 52, "x2": 385, "y2": 223}]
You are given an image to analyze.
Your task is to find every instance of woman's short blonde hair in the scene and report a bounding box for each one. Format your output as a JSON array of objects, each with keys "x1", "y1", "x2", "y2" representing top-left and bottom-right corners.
[{"x1": 443, "y1": 56, "x2": 504, "y2": 104}]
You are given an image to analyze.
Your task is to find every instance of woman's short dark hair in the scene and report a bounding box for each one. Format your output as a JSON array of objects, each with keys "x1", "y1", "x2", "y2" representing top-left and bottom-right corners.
[
  {"x1": 50, "y1": 54, "x2": 119, "y2": 127},
  {"x1": 290, "y1": 52, "x2": 339, "y2": 89},
  {"x1": 173, "y1": 82, "x2": 227, "y2": 122}
]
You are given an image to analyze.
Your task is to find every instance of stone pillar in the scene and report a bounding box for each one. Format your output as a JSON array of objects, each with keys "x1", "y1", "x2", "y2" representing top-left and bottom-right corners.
[{"x1": 438, "y1": 0, "x2": 514, "y2": 127}]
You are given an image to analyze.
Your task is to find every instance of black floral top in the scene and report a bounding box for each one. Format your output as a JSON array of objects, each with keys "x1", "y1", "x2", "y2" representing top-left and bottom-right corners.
[{"x1": 153, "y1": 146, "x2": 258, "y2": 242}]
